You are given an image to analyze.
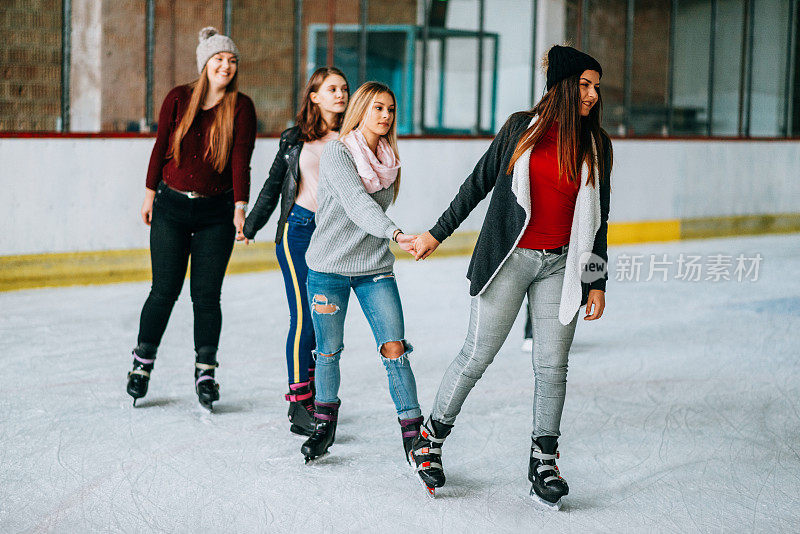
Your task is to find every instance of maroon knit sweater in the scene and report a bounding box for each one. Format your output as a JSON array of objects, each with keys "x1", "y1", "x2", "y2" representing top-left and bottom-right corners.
[{"x1": 146, "y1": 85, "x2": 257, "y2": 202}]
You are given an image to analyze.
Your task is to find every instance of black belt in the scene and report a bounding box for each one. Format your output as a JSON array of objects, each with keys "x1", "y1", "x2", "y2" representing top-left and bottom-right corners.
[
  {"x1": 166, "y1": 185, "x2": 233, "y2": 199},
  {"x1": 539, "y1": 244, "x2": 568, "y2": 255}
]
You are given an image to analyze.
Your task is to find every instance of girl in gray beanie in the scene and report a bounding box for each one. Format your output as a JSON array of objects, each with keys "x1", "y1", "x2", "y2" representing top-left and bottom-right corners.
[{"x1": 126, "y1": 27, "x2": 256, "y2": 412}]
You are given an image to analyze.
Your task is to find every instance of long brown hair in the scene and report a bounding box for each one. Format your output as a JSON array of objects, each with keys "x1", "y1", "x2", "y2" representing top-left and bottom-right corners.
[
  {"x1": 296, "y1": 67, "x2": 349, "y2": 141},
  {"x1": 170, "y1": 64, "x2": 239, "y2": 173},
  {"x1": 507, "y1": 73, "x2": 611, "y2": 186},
  {"x1": 338, "y1": 81, "x2": 401, "y2": 201}
]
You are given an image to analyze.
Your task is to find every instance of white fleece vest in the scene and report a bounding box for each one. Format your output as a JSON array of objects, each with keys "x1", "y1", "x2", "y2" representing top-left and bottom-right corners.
[{"x1": 496, "y1": 119, "x2": 601, "y2": 325}]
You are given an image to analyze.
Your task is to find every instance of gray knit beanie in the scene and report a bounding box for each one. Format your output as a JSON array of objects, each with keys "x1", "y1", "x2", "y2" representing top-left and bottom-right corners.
[{"x1": 196, "y1": 27, "x2": 239, "y2": 74}]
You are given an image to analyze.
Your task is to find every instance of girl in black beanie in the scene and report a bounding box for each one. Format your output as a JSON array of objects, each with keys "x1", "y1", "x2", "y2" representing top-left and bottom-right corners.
[{"x1": 409, "y1": 45, "x2": 611, "y2": 509}]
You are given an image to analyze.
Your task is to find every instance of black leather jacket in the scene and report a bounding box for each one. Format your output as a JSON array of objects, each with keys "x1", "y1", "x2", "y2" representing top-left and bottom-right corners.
[{"x1": 243, "y1": 125, "x2": 303, "y2": 244}]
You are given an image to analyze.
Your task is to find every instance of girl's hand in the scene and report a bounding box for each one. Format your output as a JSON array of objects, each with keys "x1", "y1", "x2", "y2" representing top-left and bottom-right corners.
[
  {"x1": 141, "y1": 189, "x2": 156, "y2": 225},
  {"x1": 413, "y1": 231, "x2": 440, "y2": 260},
  {"x1": 584, "y1": 289, "x2": 605, "y2": 320},
  {"x1": 396, "y1": 233, "x2": 418, "y2": 255},
  {"x1": 234, "y1": 205, "x2": 249, "y2": 244}
]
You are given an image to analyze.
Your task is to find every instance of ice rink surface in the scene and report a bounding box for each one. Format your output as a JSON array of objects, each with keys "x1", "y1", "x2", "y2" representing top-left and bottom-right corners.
[{"x1": 2, "y1": 233, "x2": 799, "y2": 533}]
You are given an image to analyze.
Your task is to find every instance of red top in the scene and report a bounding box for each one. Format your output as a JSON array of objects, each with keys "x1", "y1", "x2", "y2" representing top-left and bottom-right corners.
[
  {"x1": 517, "y1": 123, "x2": 580, "y2": 250},
  {"x1": 146, "y1": 85, "x2": 257, "y2": 202}
]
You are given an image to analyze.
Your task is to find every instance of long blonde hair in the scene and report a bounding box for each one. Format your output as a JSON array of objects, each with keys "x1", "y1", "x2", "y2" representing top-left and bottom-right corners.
[
  {"x1": 338, "y1": 82, "x2": 401, "y2": 201},
  {"x1": 170, "y1": 64, "x2": 239, "y2": 173}
]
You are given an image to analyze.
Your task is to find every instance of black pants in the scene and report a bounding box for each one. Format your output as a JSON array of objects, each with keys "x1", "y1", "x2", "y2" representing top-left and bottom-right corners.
[{"x1": 137, "y1": 183, "x2": 235, "y2": 353}]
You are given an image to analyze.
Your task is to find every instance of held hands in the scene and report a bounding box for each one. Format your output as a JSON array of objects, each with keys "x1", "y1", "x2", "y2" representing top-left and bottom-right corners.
[
  {"x1": 392, "y1": 231, "x2": 440, "y2": 260},
  {"x1": 395, "y1": 232, "x2": 417, "y2": 254},
  {"x1": 412, "y1": 231, "x2": 440, "y2": 261}
]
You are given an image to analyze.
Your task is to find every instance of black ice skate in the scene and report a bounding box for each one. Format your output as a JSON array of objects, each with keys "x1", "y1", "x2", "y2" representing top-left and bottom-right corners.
[
  {"x1": 398, "y1": 416, "x2": 424, "y2": 464},
  {"x1": 194, "y1": 347, "x2": 220, "y2": 412},
  {"x1": 286, "y1": 381, "x2": 315, "y2": 436},
  {"x1": 126, "y1": 343, "x2": 157, "y2": 406},
  {"x1": 410, "y1": 417, "x2": 452, "y2": 498},
  {"x1": 301, "y1": 400, "x2": 340, "y2": 463},
  {"x1": 528, "y1": 436, "x2": 569, "y2": 511}
]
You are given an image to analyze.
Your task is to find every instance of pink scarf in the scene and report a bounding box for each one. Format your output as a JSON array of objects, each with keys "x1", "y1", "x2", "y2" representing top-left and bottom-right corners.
[{"x1": 340, "y1": 129, "x2": 400, "y2": 193}]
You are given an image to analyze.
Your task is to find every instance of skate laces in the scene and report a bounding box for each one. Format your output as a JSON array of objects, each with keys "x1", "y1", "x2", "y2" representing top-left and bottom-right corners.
[
  {"x1": 400, "y1": 416, "x2": 423, "y2": 439},
  {"x1": 413, "y1": 424, "x2": 444, "y2": 472},
  {"x1": 285, "y1": 381, "x2": 313, "y2": 403},
  {"x1": 195, "y1": 362, "x2": 218, "y2": 386},
  {"x1": 129, "y1": 351, "x2": 155, "y2": 377},
  {"x1": 531, "y1": 446, "x2": 563, "y2": 483},
  {"x1": 419, "y1": 425, "x2": 446, "y2": 444}
]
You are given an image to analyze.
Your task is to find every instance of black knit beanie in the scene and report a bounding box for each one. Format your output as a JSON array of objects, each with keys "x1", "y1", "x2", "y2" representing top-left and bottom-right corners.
[{"x1": 546, "y1": 45, "x2": 602, "y2": 90}]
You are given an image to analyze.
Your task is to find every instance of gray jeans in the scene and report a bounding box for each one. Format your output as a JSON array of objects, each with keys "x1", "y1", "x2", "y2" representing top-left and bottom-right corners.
[{"x1": 431, "y1": 247, "x2": 579, "y2": 439}]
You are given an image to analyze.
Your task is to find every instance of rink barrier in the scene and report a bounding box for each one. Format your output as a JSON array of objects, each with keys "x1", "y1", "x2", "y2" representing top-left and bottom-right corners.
[
  {"x1": 0, "y1": 231, "x2": 481, "y2": 291},
  {"x1": 2, "y1": 216, "x2": 799, "y2": 291},
  {"x1": 607, "y1": 220, "x2": 681, "y2": 244},
  {"x1": 680, "y1": 213, "x2": 800, "y2": 239}
]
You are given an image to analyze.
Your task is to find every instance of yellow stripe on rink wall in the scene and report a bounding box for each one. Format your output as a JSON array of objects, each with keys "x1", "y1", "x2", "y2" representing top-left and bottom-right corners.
[
  {"x1": 607, "y1": 220, "x2": 681, "y2": 245},
  {"x1": 2, "y1": 213, "x2": 800, "y2": 292},
  {"x1": 0, "y1": 242, "x2": 280, "y2": 292}
]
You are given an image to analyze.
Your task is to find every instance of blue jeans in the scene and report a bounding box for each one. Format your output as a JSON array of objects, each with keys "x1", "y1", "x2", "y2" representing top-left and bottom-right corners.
[
  {"x1": 275, "y1": 204, "x2": 316, "y2": 385},
  {"x1": 306, "y1": 269, "x2": 422, "y2": 420}
]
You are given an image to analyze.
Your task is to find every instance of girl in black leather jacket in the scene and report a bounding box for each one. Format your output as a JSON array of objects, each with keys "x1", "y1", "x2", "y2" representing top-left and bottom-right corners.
[{"x1": 243, "y1": 67, "x2": 349, "y2": 436}]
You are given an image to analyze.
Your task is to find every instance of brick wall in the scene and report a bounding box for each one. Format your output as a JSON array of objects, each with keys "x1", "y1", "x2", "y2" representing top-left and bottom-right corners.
[
  {"x1": 0, "y1": 0, "x2": 417, "y2": 133},
  {"x1": 231, "y1": 0, "x2": 295, "y2": 133},
  {"x1": 568, "y1": 0, "x2": 670, "y2": 132},
  {"x1": 100, "y1": 0, "x2": 145, "y2": 131},
  {"x1": 0, "y1": 0, "x2": 62, "y2": 131},
  {"x1": 632, "y1": 0, "x2": 670, "y2": 106},
  {"x1": 234, "y1": 0, "x2": 418, "y2": 134},
  {"x1": 152, "y1": 0, "x2": 224, "y2": 127}
]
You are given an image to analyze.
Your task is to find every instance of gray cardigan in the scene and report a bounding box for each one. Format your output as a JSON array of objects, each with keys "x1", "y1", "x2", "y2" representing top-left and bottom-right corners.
[{"x1": 305, "y1": 140, "x2": 401, "y2": 276}]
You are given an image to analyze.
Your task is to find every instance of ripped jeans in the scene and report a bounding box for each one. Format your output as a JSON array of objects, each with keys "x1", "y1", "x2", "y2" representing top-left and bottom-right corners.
[{"x1": 306, "y1": 269, "x2": 421, "y2": 420}]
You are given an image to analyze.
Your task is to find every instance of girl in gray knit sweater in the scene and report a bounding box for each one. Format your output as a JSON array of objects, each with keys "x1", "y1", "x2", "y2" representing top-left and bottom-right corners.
[{"x1": 300, "y1": 82, "x2": 424, "y2": 465}]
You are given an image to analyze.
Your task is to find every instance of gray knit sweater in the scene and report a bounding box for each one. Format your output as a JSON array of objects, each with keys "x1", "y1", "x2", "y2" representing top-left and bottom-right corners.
[{"x1": 305, "y1": 140, "x2": 400, "y2": 276}]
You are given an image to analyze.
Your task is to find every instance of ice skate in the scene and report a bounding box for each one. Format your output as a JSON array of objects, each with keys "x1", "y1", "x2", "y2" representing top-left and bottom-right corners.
[
  {"x1": 398, "y1": 416, "x2": 424, "y2": 465},
  {"x1": 286, "y1": 381, "x2": 315, "y2": 436},
  {"x1": 126, "y1": 343, "x2": 157, "y2": 406},
  {"x1": 194, "y1": 347, "x2": 220, "y2": 412},
  {"x1": 301, "y1": 400, "x2": 339, "y2": 463},
  {"x1": 529, "y1": 436, "x2": 569, "y2": 511},
  {"x1": 410, "y1": 417, "x2": 452, "y2": 498}
]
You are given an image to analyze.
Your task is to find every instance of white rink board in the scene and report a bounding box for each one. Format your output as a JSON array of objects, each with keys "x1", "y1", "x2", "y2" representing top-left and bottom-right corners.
[
  {"x1": 1, "y1": 136, "x2": 799, "y2": 255},
  {"x1": 0, "y1": 233, "x2": 799, "y2": 531}
]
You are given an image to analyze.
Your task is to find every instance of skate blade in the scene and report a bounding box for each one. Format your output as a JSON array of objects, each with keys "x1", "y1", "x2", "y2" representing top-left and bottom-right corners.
[
  {"x1": 409, "y1": 452, "x2": 438, "y2": 498},
  {"x1": 304, "y1": 451, "x2": 330, "y2": 464},
  {"x1": 132, "y1": 398, "x2": 137, "y2": 407},
  {"x1": 199, "y1": 401, "x2": 214, "y2": 413},
  {"x1": 415, "y1": 474, "x2": 436, "y2": 498},
  {"x1": 530, "y1": 490, "x2": 562, "y2": 511}
]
